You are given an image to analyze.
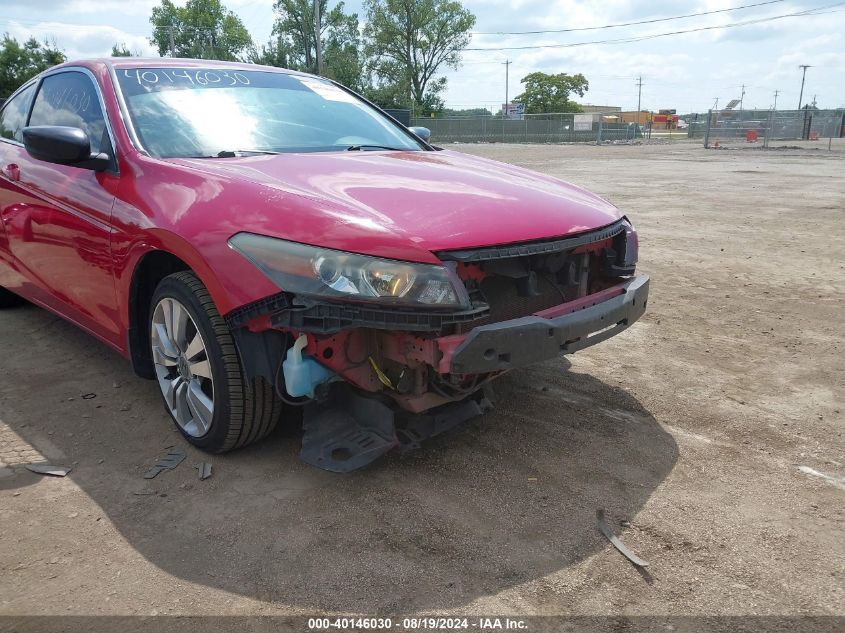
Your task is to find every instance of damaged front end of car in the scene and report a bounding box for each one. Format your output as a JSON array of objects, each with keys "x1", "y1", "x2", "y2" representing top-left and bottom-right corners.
[{"x1": 224, "y1": 218, "x2": 649, "y2": 472}]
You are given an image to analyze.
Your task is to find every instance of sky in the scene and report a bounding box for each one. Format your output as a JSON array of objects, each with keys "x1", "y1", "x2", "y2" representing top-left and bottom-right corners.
[{"x1": 1, "y1": 0, "x2": 844, "y2": 112}]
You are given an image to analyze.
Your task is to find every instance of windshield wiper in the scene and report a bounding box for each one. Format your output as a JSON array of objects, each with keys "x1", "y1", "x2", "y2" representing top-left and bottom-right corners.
[
  {"x1": 346, "y1": 144, "x2": 407, "y2": 152},
  {"x1": 214, "y1": 149, "x2": 282, "y2": 158}
]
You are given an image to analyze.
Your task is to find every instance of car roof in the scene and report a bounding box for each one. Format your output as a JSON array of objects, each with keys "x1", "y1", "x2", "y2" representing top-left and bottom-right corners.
[{"x1": 51, "y1": 57, "x2": 313, "y2": 79}]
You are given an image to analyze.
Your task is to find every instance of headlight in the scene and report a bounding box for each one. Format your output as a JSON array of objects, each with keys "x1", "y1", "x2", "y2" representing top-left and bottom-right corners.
[{"x1": 229, "y1": 233, "x2": 470, "y2": 309}]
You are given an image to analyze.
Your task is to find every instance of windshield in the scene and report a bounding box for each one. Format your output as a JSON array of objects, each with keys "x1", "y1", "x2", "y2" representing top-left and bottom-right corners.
[{"x1": 115, "y1": 68, "x2": 423, "y2": 158}]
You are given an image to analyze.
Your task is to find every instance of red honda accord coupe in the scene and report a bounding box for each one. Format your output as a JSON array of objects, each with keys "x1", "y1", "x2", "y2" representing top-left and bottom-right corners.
[{"x1": 0, "y1": 59, "x2": 648, "y2": 471}]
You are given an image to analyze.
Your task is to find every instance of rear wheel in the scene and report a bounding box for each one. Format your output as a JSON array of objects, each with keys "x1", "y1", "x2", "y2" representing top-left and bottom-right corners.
[
  {"x1": 0, "y1": 287, "x2": 25, "y2": 308},
  {"x1": 149, "y1": 271, "x2": 282, "y2": 452}
]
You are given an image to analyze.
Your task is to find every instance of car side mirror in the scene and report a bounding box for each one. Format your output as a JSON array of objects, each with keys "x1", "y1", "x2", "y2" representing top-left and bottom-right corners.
[
  {"x1": 22, "y1": 126, "x2": 111, "y2": 172},
  {"x1": 408, "y1": 126, "x2": 431, "y2": 142}
]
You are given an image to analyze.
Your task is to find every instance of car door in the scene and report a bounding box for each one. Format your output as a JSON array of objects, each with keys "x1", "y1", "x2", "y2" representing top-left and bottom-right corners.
[
  {"x1": 0, "y1": 69, "x2": 122, "y2": 347},
  {"x1": 0, "y1": 81, "x2": 37, "y2": 291}
]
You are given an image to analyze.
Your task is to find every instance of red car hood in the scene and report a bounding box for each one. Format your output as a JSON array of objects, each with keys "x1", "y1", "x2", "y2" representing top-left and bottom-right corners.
[{"x1": 173, "y1": 149, "x2": 620, "y2": 255}]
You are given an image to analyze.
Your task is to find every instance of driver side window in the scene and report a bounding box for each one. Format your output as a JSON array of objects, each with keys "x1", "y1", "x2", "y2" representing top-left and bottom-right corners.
[
  {"x1": 0, "y1": 83, "x2": 36, "y2": 143},
  {"x1": 29, "y1": 71, "x2": 112, "y2": 156}
]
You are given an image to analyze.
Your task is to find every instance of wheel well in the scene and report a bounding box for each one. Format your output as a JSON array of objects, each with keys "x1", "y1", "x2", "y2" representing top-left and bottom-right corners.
[{"x1": 127, "y1": 251, "x2": 190, "y2": 378}]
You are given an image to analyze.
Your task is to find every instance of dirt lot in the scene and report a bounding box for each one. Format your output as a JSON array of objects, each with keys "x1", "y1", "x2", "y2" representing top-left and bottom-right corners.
[{"x1": 1, "y1": 142, "x2": 843, "y2": 624}]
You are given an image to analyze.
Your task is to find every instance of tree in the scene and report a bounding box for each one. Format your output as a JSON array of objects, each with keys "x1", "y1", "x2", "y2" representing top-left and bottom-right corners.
[
  {"x1": 111, "y1": 43, "x2": 133, "y2": 57},
  {"x1": 266, "y1": 0, "x2": 363, "y2": 90},
  {"x1": 441, "y1": 107, "x2": 492, "y2": 117},
  {"x1": 249, "y1": 37, "x2": 290, "y2": 68},
  {"x1": 361, "y1": 66, "x2": 412, "y2": 109},
  {"x1": 514, "y1": 71, "x2": 589, "y2": 114},
  {"x1": 363, "y1": 0, "x2": 475, "y2": 113},
  {"x1": 150, "y1": 0, "x2": 252, "y2": 61},
  {"x1": 0, "y1": 34, "x2": 65, "y2": 98},
  {"x1": 320, "y1": 2, "x2": 363, "y2": 89},
  {"x1": 361, "y1": 71, "x2": 444, "y2": 114}
]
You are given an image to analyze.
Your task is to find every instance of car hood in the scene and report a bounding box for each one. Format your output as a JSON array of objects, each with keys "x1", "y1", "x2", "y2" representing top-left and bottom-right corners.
[{"x1": 172, "y1": 149, "x2": 621, "y2": 257}]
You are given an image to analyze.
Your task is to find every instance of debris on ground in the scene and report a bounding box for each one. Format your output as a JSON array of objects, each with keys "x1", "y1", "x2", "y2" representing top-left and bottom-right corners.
[
  {"x1": 142, "y1": 447, "x2": 187, "y2": 479},
  {"x1": 25, "y1": 463, "x2": 72, "y2": 477},
  {"x1": 197, "y1": 462, "x2": 212, "y2": 480},
  {"x1": 596, "y1": 508, "x2": 650, "y2": 568},
  {"x1": 81, "y1": 393, "x2": 97, "y2": 400},
  {"x1": 798, "y1": 465, "x2": 845, "y2": 491}
]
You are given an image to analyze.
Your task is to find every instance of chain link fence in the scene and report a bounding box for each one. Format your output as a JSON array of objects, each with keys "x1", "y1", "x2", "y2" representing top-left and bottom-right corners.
[
  {"x1": 410, "y1": 113, "x2": 652, "y2": 144},
  {"x1": 703, "y1": 108, "x2": 845, "y2": 151}
]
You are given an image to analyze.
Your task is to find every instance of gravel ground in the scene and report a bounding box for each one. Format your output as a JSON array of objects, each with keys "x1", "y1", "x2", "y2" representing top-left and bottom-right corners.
[{"x1": 0, "y1": 142, "x2": 843, "y2": 624}]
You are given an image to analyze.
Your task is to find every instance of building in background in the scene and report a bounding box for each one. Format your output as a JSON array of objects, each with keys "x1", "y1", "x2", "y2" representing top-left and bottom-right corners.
[
  {"x1": 652, "y1": 109, "x2": 679, "y2": 129},
  {"x1": 617, "y1": 109, "x2": 679, "y2": 129},
  {"x1": 580, "y1": 105, "x2": 622, "y2": 114},
  {"x1": 620, "y1": 111, "x2": 651, "y2": 125}
]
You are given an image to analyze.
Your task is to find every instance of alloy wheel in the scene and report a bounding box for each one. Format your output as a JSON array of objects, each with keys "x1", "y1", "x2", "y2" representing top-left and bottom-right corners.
[{"x1": 151, "y1": 297, "x2": 215, "y2": 437}]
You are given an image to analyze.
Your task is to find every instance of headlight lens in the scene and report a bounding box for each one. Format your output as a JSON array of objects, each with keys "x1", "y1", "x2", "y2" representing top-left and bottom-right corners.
[{"x1": 229, "y1": 233, "x2": 470, "y2": 309}]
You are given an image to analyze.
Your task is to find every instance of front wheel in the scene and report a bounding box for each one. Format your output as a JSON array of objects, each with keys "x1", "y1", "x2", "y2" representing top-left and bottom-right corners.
[{"x1": 149, "y1": 271, "x2": 283, "y2": 452}]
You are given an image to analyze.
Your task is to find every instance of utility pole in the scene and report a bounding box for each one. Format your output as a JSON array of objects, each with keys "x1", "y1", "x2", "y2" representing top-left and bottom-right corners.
[
  {"x1": 798, "y1": 65, "x2": 811, "y2": 109},
  {"x1": 713, "y1": 97, "x2": 719, "y2": 111},
  {"x1": 811, "y1": 94, "x2": 817, "y2": 108},
  {"x1": 739, "y1": 84, "x2": 746, "y2": 111},
  {"x1": 168, "y1": 23, "x2": 175, "y2": 57},
  {"x1": 314, "y1": 0, "x2": 322, "y2": 75},
  {"x1": 635, "y1": 76, "x2": 643, "y2": 136},
  {"x1": 773, "y1": 90, "x2": 779, "y2": 110},
  {"x1": 503, "y1": 59, "x2": 512, "y2": 118}
]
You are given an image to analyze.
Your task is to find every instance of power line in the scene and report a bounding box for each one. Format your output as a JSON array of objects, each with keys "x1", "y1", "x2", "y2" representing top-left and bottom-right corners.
[
  {"x1": 471, "y1": 0, "x2": 787, "y2": 35},
  {"x1": 465, "y1": 2, "x2": 845, "y2": 51}
]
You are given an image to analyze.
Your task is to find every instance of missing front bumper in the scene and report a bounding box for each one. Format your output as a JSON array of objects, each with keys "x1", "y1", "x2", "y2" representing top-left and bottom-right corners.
[{"x1": 447, "y1": 275, "x2": 649, "y2": 374}]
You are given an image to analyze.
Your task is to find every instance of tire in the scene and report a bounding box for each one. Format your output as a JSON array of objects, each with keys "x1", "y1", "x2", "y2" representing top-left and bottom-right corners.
[
  {"x1": 0, "y1": 286, "x2": 26, "y2": 308},
  {"x1": 149, "y1": 271, "x2": 283, "y2": 452}
]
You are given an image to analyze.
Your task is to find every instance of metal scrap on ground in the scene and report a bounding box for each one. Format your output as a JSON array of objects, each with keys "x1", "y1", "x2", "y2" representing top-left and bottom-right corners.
[
  {"x1": 197, "y1": 462, "x2": 212, "y2": 480},
  {"x1": 143, "y1": 447, "x2": 187, "y2": 479},
  {"x1": 596, "y1": 508, "x2": 650, "y2": 568},
  {"x1": 25, "y1": 463, "x2": 72, "y2": 477}
]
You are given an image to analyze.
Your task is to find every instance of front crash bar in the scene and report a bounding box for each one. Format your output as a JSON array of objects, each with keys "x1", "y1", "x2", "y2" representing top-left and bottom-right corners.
[{"x1": 446, "y1": 275, "x2": 649, "y2": 374}]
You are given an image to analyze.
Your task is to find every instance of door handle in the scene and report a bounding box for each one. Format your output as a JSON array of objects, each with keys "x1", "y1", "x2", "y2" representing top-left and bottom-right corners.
[{"x1": 2, "y1": 163, "x2": 20, "y2": 182}]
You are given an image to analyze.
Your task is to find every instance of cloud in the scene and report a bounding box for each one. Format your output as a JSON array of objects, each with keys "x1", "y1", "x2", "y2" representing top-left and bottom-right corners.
[
  {"x1": 5, "y1": 20, "x2": 158, "y2": 59},
  {"x1": 12, "y1": 0, "x2": 159, "y2": 15}
]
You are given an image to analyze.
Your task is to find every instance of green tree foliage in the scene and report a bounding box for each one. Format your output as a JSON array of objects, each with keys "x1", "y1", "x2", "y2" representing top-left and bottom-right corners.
[
  {"x1": 363, "y1": 0, "x2": 475, "y2": 114},
  {"x1": 150, "y1": 0, "x2": 253, "y2": 61},
  {"x1": 514, "y1": 71, "x2": 589, "y2": 114},
  {"x1": 111, "y1": 43, "x2": 133, "y2": 57},
  {"x1": 0, "y1": 34, "x2": 65, "y2": 98},
  {"x1": 249, "y1": 37, "x2": 290, "y2": 68},
  {"x1": 321, "y1": 3, "x2": 363, "y2": 89},
  {"x1": 440, "y1": 107, "x2": 492, "y2": 117},
  {"x1": 360, "y1": 66, "x2": 411, "y2": 109},
  {"x1": 266, "y1": 0, "x2": 363, "y2": 90},
  {"x1": 361, "y1": 62, "x2": 444, "y2": 113}
]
